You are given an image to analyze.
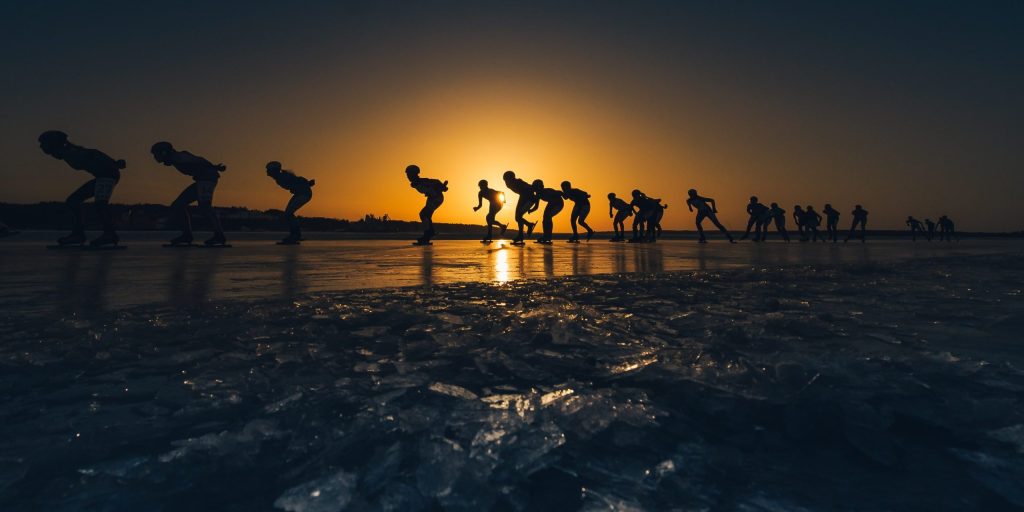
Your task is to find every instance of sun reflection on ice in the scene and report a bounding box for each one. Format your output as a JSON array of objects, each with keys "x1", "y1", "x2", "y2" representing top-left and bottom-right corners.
[{"x1": 493, "y1": 246, "x2": 510, "y2": 284}]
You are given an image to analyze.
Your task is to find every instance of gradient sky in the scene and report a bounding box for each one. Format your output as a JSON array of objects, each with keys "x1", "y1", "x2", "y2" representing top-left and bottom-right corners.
[{"x1": 2, "y1": 1, "x2": 1022, "y2": 230}]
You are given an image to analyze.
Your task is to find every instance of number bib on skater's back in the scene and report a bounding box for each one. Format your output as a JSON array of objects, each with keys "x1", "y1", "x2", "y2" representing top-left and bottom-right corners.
[
  {"x1": 197, "y1": 180, "x2": 217, "y2": 203},
  {"x1": 93, "y1": 178, "x2": 117, "y2": 201}
]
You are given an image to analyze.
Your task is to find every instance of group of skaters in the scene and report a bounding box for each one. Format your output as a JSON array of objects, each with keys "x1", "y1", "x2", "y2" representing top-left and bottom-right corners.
[
  {"x1": 23, "y1": 131, "x2": 960, "y2": 248},
  {"x1": 34, "y1": 131, "x2": 314, "y2": 247}
]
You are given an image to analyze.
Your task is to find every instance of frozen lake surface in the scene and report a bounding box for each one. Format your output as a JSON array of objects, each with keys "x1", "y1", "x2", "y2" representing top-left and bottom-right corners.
[
  {"x1": 1, "y1": 233, "x2": 1019, "y2": 316},
  {"x1": 1, "y1": 236, "x2": 1023, "y2": 510}
]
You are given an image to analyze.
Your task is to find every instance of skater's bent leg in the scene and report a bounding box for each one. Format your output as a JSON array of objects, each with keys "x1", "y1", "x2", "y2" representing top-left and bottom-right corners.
[{"x1": 171, "y1": 183, "x2": 199, "y2": 236}]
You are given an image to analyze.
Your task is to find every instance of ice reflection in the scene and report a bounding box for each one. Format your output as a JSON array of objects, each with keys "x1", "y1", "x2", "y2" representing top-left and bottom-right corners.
[{"x1": 492, "y1": 245, "x2": 510, "y2": 283}]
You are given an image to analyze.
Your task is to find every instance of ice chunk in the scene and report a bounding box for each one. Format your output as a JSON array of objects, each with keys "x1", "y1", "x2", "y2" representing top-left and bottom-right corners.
[
  {"x1": 274, "y1": 470, "x2": 358, "y2": 512},
  {"x1": 428, "y1": 382, "x2": 479, "y2": 400}
]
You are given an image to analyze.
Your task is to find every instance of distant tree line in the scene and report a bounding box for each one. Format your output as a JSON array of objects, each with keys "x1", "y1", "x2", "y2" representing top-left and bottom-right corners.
[{"x1": 0, "y1": 202, "x2": 484, "y2": 233}]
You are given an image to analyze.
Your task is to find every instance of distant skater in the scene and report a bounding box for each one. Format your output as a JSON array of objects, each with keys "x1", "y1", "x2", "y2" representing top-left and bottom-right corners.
[
  {"x1": 38, "y1": 130, "x2": 126, "y2": 246},
  {"x1": 607, "y1": 192, "x2": 633, "y2": 241},
  {"x1": 768, "y1": 203, "x2": 790, "y2": 242},
  {"x1": 844, "y1": 205, "x2": 869, "y2": 243},
  {"x1": 823, "y1": 204, "x2": 840, "y2": 242},
  {"x1": 561, "y1": 181, "x2": 594, "y2": 242},
  {"x1": 502, "y1": 170, "x2": 537, "y2": 244},
  {"x1": 473, "y1": 180, "x2": 507, "y2": 242},
  {"x1": 533, "y1": 180, "x2": 564, "y2": 244},
  {"x1": 740, "y1": 196, "x2": 769, "y2": 241},
  {"x1": 937, "y1": 215, "x2": 956, "y2": 241},
  {"x1": 266, "y1": 161, "x2": 315, "y2": 244},
  {"x1": 906, "y1": 216, "x2": 925, "y2": 241},
  {"x1": 151, "y1": 141, "x2": 228, "y2": 246},
  {"x1": 793, "y1": 205, "x2": 807, "y2": 241},
  {"x1": 630, "y1": 190, "x2": 664, "y2": 242},
  {"x1": 686, "y1": 189, "x2": 735, "y2": 243},
  {"x1": 405, "y1": 164, "x2": 447, "y2": 245},
  {"x1": 803, "y1": 205, "x2": 824, "y2": 242},
  {"x1": 924, "y1": 218, "x2": 936, "y2": 241}
]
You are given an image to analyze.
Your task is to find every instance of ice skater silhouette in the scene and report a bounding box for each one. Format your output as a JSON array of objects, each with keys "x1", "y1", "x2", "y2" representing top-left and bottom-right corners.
[
  {"x1": 266, "y1": 161, "x2": 314, "y2": 244},
  {"x1": 502, "y1": 170, "x2": 538, "y2": 244},
  {"x1": 768, "y1": 203, "x2": 790, "y2": 242},
  {"x1": 803, "y1": 205, "x2": 824, "y2": 242},
  {"x1": 607, "y1": 192, "x2": 633, "y2": 241},
  {"x1": 906, "y1": 216, "x2": 925, "y2": 241},
  {"x1": 937, "y1": 215, "x2": 956, "y2": 241},
  {"x1": 823, "y1": 204, "x2": 840, "y2": 242},
  {"x1": 629, "y1": 190, "x2": 664, "y2": 242},
  {"x1": 533, "y1": 180, "x2": 564, "y2": 244},
  {"x1": 844, "y1": 205, "x2": 868, "y2": 243},
  {"x1": 924, "y1": 218, "x2": 936, "y2": 241},
  {"x1": 561, "y1": 181, "x2": 594, "y2": 242},
  {"x1": 151, "y1": 141, "x2": 228, "y2": 246},
  {"x1": 686, "y1": 189, "x2": 735, "y2": 243},
  {"x1": 473, "y1": 179, "x2": 507, "y2": 242},
  {"x1": 793, "y1": 205, "x2": 807, "y2": 241},
  {"x1": 405, "y1": 164, "x2": 447, "y2": 245},
  {"x1": 38, "y1": 131, "x2": 126, "y2": 246},
  {"x1": 740, "y1": 196, "x2": 769, "y2": 241}
]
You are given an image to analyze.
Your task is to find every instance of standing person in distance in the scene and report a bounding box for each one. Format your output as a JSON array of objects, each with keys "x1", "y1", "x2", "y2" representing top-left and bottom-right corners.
[
  {"x1": 266, "y1": 161, "x2": 314, "y2": 245},
  {"x1": 803, "y1": 205, "x2": 825, "y2": 242},
  {"x1": 822, "y1": 204, "x2": 841, "y2": 242},
  {"x1": 151, "y1": 141, "x2": 228, "y2": 247},
  {"x1": 38, "y1": 130, "x2": 126, "y2": 247}
]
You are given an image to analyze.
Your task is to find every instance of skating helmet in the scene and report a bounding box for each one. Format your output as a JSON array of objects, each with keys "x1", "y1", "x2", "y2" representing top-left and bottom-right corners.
[
  {"x1": 478, "y1": 179, "x2": 488, "y2": 188},
  {"x1": 687, "y1": 189, "x2": 697, "y2": 196},
  {"x1": 150, "y1": 141, "x2": 173, "y2": 156},
  {"x1": 405, "y1": 164, "x2": 420, "y2": 176},
  {"x1": 532, "y1": 179, "x2": 544, "y2": 189},
  {"x1": 502, "y1": 170, "x2": 515, "y2": 180},
  {"x1": 607, "y1": 192, "x2": 616, "y2": 199},
  {"x1": 750, "y1": 195, "x2": 758, "y2": 202},
  {"x1": 560, "y1": 181, "x2": 571, "y2": 190},
  {"x1": 266, "y1": 161, "x2": 282, "y2": 172},
  {"x1": 38, "y1": 130, "x2": 68, "y2": 146}
]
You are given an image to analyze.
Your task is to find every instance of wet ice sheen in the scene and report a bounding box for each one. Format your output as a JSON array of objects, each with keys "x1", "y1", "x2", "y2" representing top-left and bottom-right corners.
[{"x1": 0, "y1": 252, "x2": 1023, "y2": 510}]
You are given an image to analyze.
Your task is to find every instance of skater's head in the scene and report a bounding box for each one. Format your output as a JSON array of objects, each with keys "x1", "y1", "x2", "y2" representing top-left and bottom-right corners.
[
  {"x1": 749, "y1": 195, "x2": 758, "y2": 203},
  {"x1": 502, "y1": 170, "x2": 515, "y2": 182},
  {"x1": 825, "y1": 203, "x2": 832, "y2": 209},
  {"x1": 405, "y1": 164, "x2": 420, "y2": 177},
  {"x1": 560, "y1": 181, "x2": 571, "y2": 192},
  {"x1": 38, "y1": 130, "x2": 69, "y2": 156},
  {"x1": 854, "y1": 204, "x2": 863, "y2": 210},
  {"x1": 265, "y1": 161, "x2": 282, "y2": 176},
  {"x1": 531, "y1": 179, "x2": 544, "y2": 191},
  {"x1": 478, "y1": 179, "x2": 488, "y2": 190},
  {"x1": 806, "y1": 205, "x2": 814, "y2": 211},
  {"x1": 631, "y1": 189, "x2": 642, "y2": 198},
  {"x1": 608, "y1": 192, "x2": 616, "y2": 200},
  {"x1": 150, "y1": 141, "x2": 174, "y2": 164},
  {"x1": 770, "y1": 202, "x2": 779, "y2": 208},
  {"x1": 794, "y1": 204, "x2": 802, "y2": 210}
]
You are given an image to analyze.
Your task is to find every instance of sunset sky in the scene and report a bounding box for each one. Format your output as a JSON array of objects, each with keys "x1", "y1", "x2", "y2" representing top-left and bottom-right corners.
[{"x1": 2, "y1": 1, "x2": 1021, "y2": 231}]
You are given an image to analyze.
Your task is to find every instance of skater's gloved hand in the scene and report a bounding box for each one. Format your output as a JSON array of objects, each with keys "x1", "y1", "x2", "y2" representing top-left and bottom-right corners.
[
  {"x1": 473, "y1": 206, "x2": 480, "y2": 211},
  {"x1": 216, "y1": 164, "x2": 227, "y2": 172}
]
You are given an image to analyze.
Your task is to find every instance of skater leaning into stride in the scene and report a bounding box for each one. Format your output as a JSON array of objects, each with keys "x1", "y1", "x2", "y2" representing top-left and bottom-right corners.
[
  {"x1": 686, "y1": 188, "x2": 735, "y2": 243},
  {"x1": 740, "y1": 196, "x2": 769, "y2": 241},
  {"x1": 844, "y1": 204, "x2": 869, "y2": 243},
  {"x1": 38, "y1": 130, "x2": 126, "y2": 247},
  {"x1": 607, "y1": 192, "x2": 633, "y2": 242},
  {"x1": 152, "y1": 141, "x2": 228, "y2": 247},
  {"x1": 803, "y1": 205, "x2": 825, "y2": 242},
  {"x1": 937, "y1": 215, "x2": 956, "y2": 241},
  {"x1": 561, "y1": 181, "x2": 594, "y2": 243},
  {"x1": 502, "y1": 170, "x2": 538, "y2": 244},
  {"x1": 266, "y1": 161, "x2": 315, "y2": 245},
  {"x1": 793, "y1": 205, "x2": 807, "y2": 241},
  {"x1": 532, "y1": 180, "x2": 564, "y2": 244},
  {"x1": 405, "y1": 164, "x2": 447, "y2": 245},
  {"x1": 473, "y1": 180, "x2": 507, "y2": 242},
  {"x1": 823, "y1": 204, "x2": 840, "y2": 242},
  {"x1": 924, "y1": 218, "x2": 936, "y2": 241},
  {"x1": 906, "y1": 216, "x2": 925, "y2": 242},
  {"x1": 768, "y1": 203, "x2": 790, "y2": 242}
]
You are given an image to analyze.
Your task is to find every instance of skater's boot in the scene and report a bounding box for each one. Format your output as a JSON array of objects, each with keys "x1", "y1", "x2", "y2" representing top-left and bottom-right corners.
[
  {"x1": 58, "y1": 229, "x2": 86, "y2": 246},
  {"x1": 526, "y1": 222, "x2": 536, "y2": 237},
  {"x1": 169, "y1": 233, "x2": 194, "y2": 246},
  {"x1": 89, "y1": 232, "x2": 119, "y2": 247},
  {"x1": 499, "y1": 223, "x2": 509, "y2": 237},
  {"x1": 204, "y1": 233, "x2": 227, "y2": 247}
]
